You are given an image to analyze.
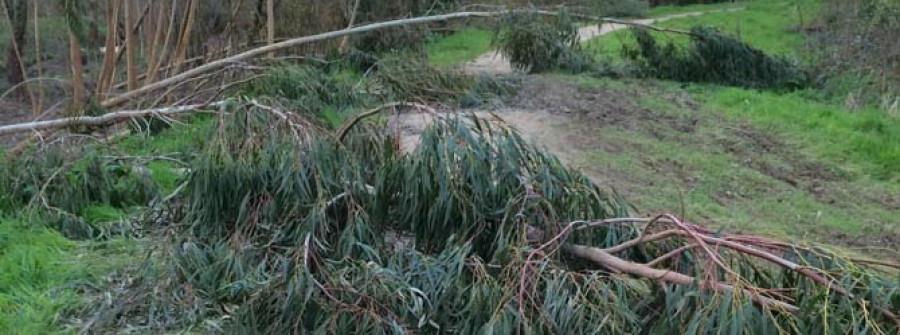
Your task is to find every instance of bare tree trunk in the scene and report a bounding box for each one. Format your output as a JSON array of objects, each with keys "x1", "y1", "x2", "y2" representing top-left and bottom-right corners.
[
  {"x1": 171, "y1": 0, "x2": 196, "y2": 76},
  {"x1": 31, "y1": 0, "x2": 42, "y2": 114},
  {"x1": 96, "y1": 0, "x2": 121, "y2": 101},
  {"x1": 69, "y1": 32, "x2": 85, "y2": 110},
  {"x1": 338, "y1": 0, "x2": 361, "y2": 54},
  {"x1": 125, "y1": 0, "x2": 137, "y2": 91},
  {"x1": 266, "y1": 0, "x2": 274, "y2": 58}
]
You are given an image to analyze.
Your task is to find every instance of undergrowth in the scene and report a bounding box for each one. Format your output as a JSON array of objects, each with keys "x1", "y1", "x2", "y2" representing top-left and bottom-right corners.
[{"x1": 0, "y1": 144, "x2": 162, "y2": 239}]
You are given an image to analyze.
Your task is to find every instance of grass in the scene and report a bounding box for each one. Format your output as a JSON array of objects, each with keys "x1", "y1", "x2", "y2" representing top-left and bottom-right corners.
[
  {"x1": 699, "y1": 86, "x2": 900, "y2": 180},
  {"x1": 426, "y1": 28, "x2": 493, "y2": 66},
  {"x1": 557, "y1": 75, "x2": 899, "y2": 246},
  {"x1": 0, "y1": 217, "x2": 138, "y2": 333}
]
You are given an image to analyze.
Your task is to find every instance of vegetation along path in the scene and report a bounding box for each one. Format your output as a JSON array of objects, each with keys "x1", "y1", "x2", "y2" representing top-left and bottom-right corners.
[{"x1": 463, "y1": 7, "x2": 745, "y2": 74}]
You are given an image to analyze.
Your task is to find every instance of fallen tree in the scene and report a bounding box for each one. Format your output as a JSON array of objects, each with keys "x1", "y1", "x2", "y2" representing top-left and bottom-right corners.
[
  {"x1": 70, "y1": 107, "x2": 899, "y2": 333},
  {"x1": 98, "y1": 10, "x2": 690, "y2": 109},
  {"x1": 0, "y1": 101, "x2": 230, "y2": 137}
]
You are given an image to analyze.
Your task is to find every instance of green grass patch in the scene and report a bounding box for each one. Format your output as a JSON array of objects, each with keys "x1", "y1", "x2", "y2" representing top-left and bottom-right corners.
[
  {"x1": 79, "y1": 204, "x2": 127, "y2": 224},
  {"x1": 0, "y1": 217, "x2": 138, "y2": 333},
  {"x1": 426, "y1": 29, "x2": 493, "y2": 67},
  {"x1": 696, "y1": 85, "x2": 900, "y2": 180},
  {"x1": 118, "y1": 114, "x2": 215, "y2": 156}
]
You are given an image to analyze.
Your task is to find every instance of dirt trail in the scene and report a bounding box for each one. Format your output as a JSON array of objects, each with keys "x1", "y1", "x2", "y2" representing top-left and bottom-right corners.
[{"x1": 463, "y1": 8, "x2": 744, "y2": 74}]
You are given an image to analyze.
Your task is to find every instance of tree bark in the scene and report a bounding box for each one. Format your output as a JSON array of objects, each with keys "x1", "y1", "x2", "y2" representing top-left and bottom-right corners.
[
  {"x1": 125, "y1": 0, "x2": 137, "y2": 91},
  {"x1": 96, "y1": 0, "x2": 121, "y2": 102},
  {"x1": 0, "y1": 100, "x2": 229, "y2": 136},
  {"x1": 266, "y1": 0, "x2": 274, "y2": 58},
  {"x1": 69, "y1": 32, "x2": 85, "y2": 110}
]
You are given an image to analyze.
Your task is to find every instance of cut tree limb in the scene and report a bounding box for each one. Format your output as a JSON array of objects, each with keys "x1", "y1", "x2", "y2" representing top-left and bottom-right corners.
[
  {"x1": 99, "y1": 10, "x2": 685, "y2": 109},
  {"x1": 0, "y1": 101, "x2": 230, "y2": 136},
  {"x1": 563, "y1": 243, "x2": 800, "y2": 313}
]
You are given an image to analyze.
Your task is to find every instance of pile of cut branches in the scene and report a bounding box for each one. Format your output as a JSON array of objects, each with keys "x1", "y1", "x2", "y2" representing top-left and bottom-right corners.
[
  {"x1": 623, "y1": 27, "x2": 809, "y2": 90},
  {"x1": 70, "y1": 103, "x2": 898, "y2": 333}
]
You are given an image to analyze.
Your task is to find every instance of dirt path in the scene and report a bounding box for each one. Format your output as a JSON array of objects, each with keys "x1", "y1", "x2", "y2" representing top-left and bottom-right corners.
[{"x1": 463, "y1": 8, "x2": 744, "y2": 74}]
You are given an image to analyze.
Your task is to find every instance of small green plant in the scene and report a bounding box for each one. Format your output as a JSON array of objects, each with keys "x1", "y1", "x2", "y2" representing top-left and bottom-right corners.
[{"x1": 623, "y1": 27, "x2": 809, "y2": 89}]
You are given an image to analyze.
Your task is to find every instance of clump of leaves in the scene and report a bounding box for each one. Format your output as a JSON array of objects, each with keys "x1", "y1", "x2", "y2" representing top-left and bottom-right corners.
[
  {"x1": 493, "y1": 12, "x2": 596, "y2": 74},
  {"x1": 623, "y1": 27, "x2": 809, "y2": 90},
  {"x1": 0, "y1": 144, "x2": 161, "y2": 239},
  {"x1": 373, "y1": 55, "x2": 513, "y2": 106},
  {"x1": 240, "y1": 64, "x2": 370, "y2": 113}
]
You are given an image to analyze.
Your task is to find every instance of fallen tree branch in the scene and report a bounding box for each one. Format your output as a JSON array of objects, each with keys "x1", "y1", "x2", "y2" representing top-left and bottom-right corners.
[
  {"x1": 99, "y1": 10, "x2": 688, "y2": 109},
  {"x1": 563, "y1": 243, "x2": 800, "y2": 313},
  {"x1": 0, "y1": 101, "x2": 230, "y2": 137}
]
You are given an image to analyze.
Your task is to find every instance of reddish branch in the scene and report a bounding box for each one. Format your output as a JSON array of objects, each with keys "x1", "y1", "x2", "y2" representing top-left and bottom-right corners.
[{"x1": 570, "y1": 214, "x2": 900, "y2": 324}]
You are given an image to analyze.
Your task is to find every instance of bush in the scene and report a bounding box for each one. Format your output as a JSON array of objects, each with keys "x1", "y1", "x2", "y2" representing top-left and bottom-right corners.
[
  {"x1": 493, "y1": 12, "x2": 596, "y2": 74},
  {"x1": 811, "y1": 0, "x2": 900, "y2": 107},
  {"x1": 623, "y1": 27, "x2": 809, "y2": 90},
  {"x1": 588, "y1": 0, "x2": 648, "y2": 17}
]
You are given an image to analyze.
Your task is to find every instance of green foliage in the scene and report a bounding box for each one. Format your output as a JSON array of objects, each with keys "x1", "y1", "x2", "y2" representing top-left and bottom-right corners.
[
  {"x1": 493, "y1": 12, "x2": 595, "y2": 74},
  {"x1": 373, "y1": 56, "x2": 512, "y2": 106},
  {"x1": 59, "y1": 0, "x2": 87, "y2": 44},
  {"x1": 240, "y1": 64, "x2": 368, "y2": 112},
  {"x1": 241, "y1": 58, "x2": 513, "y2": 118},
  {"x1": 78, "y1": 106, "x2": 900, "y2": 333},
  {"x1": 623, "y1": 27, "x2": 809, "y2": 90},
  {"x1": 0, "y1": 145, "x2": 161, "y2": 239}
]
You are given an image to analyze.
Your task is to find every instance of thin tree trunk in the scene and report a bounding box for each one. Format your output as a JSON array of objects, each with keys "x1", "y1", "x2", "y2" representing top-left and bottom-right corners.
[
  {"x1": 170, "y1": 0, "x2": 196, "y2": 76},
  {"x1": 266, "y1": 0, "x2": 274, "y2": 58},
  {"x1": 125, "y1": 0, "x2": 137, "y2": 91},
  {"x1": 147, "y1": 0, "x2": 176, "y2": 85},
  {"x1": 31, "y1": 0, "x2": 42, "y2": 114},
  {"x1": 96, "y1": 0, "x2": 121, "y2": 101},
  {"x1": 338, "y1": 0, "x2": 361, "y2": 54},
  {"x1": 69, "y1": 32, "x2": 85, "y2": 110}
]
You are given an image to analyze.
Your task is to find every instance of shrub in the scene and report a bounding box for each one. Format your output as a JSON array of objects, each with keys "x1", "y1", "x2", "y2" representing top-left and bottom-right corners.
[
  {"x1": 811, "y1": 0, "x2": 900, "y2": 107},
  {"x1": 623, "y1": 27, "x2": 809, "y2": 90},
  {"x1": 493, "y1": 12, "x2": 595, "y2": 74}
]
